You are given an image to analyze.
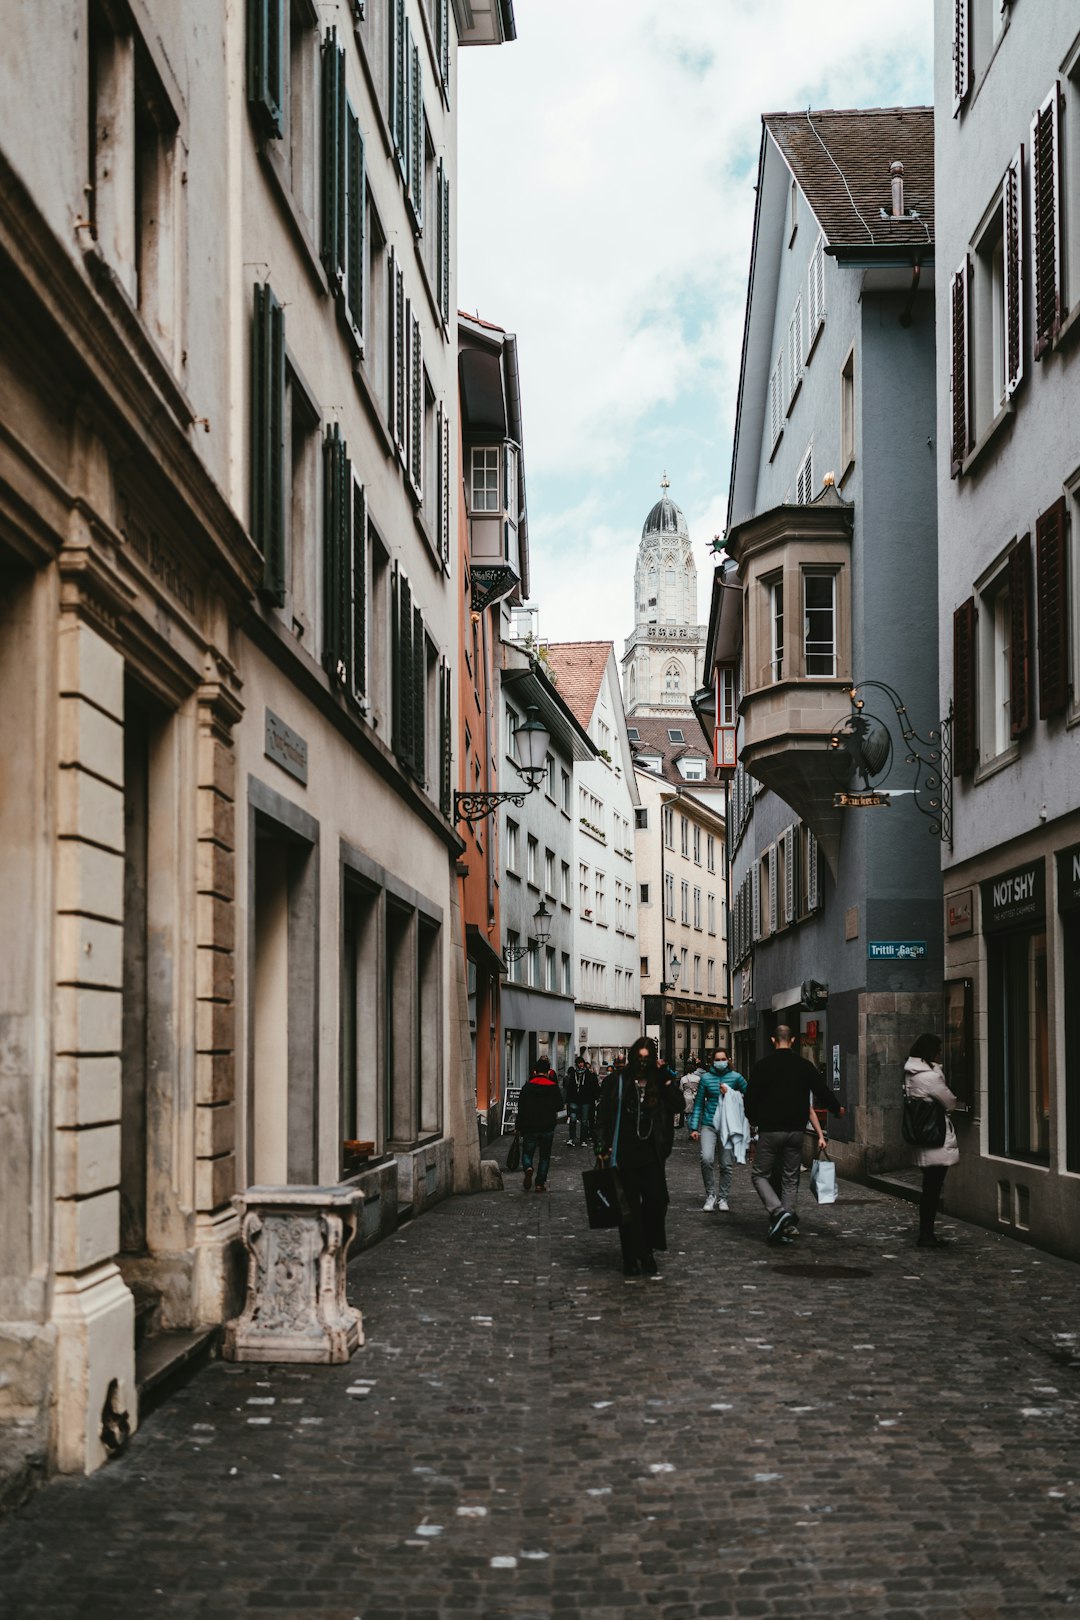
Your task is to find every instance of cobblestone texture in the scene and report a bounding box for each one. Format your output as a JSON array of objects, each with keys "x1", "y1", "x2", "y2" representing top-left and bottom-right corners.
[{"x1": 3, "y1": 1139, "x2": 1080, "y2": 1618}]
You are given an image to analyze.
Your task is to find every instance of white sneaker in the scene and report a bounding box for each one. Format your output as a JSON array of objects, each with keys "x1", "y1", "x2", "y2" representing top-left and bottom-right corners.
[
  {"x1": 702, "y1": 1194, "x2": 716, "y2": 1211},
  {"x1": 717, "y1": 1198, "x2": 729, "y2": 1212}
]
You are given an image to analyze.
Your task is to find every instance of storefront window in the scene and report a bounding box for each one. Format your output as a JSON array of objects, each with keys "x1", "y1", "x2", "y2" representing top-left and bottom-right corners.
[
  {"x1": 1056, "y1": 842, "x2": 1080, "y2": 1172},
  {"x1": 984, "y1": 859, "x2": 1049, "y2": 1165}
]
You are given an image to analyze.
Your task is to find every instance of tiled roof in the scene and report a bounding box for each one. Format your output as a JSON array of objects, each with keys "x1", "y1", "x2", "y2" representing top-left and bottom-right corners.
[
  {"x1": 628, "y1": 715, "x2": 710, "y2": 789},
  {"x1": 764, "y1": 107, "x2": 934, "y2": 249},
  {"x1": 543, "y1": 642, "x2": 611, "y2": 731}
]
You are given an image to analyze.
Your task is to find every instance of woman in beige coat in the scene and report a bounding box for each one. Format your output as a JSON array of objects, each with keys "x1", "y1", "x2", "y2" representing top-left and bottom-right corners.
[{"x1": 903, "y1": 1033, "x2": 960, "y2": 1248}]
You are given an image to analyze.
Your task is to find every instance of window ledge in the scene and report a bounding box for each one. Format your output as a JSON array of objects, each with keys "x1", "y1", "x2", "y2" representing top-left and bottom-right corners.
[
  {"x1": 353, "y1": 357, "x2": 395, "y2": 456},
  {"x1": 785, "y1": 376, "x2": 803, "y2": 419},
  {"x1": 805, "y1": 317, "x2": 825, "y2": 366},
  {"x1": 1050, "y1": 299, "x2": 1080, "y2": 355},
  {"x1": 974, "y1": 742, "x2": 1020, "y2": 785},
  {"x1": 768, "y1": 428, "x2": 784, "y2": 464},
  {"x1": 961, "y1": 397, "x2": 1015, "y2": 476},
  {"x1": 257, "y1": 142, "x2": 329, "y2": 299},
  {"x1": 413, "y1": 503, "x2": 445, "y2": 573}
]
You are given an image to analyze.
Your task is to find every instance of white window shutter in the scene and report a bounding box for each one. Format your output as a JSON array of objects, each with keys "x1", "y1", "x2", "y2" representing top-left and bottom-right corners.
[
  {"x1": 807, "y1": 831, "x2": 820, "y2": 911},
  {"x1": 953, "y1": 0, "x2": 971, "y2": 116},
  {"x1": 784, "y1": 827, "x2": 796, "y2": 925},
  {"x1": 767, "y1": 850, "x2": 778, "y2": 936},
  {"x1": 949, "y1": 257, "x2": 971, "y2": 475},
  {"x1": 1003, "y1": 146, "x2": 1024, "y2": 397},
  {"x1": 751, "y1": 863, "x2": 761, "y2": 942}
]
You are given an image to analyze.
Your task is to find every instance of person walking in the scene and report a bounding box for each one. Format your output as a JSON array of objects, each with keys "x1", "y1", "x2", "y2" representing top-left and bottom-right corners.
[
  {"x1": 565, "y1": 1054, "x2": 599, "y2": 1147},
  {"x1": 904, "y1": 1032, "x2": 961, "y2": 1248},
  {"x1": 516, "y1": 1060, "x2": 563, "y2": 1193},
  {"x1": 688, "y1": 1047, "x2": 747, "y2": 1212},
  {"x1": 744, "y1": 1025, "x2": 845, "y2": 1242},
  {"x1": 594, "y1": 1036, "x2": 682, "y2": 1276}
]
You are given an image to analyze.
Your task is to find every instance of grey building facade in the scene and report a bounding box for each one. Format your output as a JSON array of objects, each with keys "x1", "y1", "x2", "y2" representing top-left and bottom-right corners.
[{"x1": 708, "y1": 109, "x2": 941, "y2": 1174}]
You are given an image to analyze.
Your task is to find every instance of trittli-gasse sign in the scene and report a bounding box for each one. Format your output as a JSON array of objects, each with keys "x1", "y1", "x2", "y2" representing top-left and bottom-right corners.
[{"x1": 980, "y1": 858, "x2": 1046, "y2": 934}]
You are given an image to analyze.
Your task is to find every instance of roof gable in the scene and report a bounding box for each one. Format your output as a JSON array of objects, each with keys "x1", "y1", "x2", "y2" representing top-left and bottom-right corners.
[{"x1": 543, "y1": 642, "x2": 611, "y2": 731}]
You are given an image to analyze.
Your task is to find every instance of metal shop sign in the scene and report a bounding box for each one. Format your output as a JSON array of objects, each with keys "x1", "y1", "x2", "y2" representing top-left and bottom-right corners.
[
  {"x1": 981, "y1": 858, "x2": 1045, "y2": 934},
  {"x1": 1057, "y1": 842, "x2": 1080, "y2": 914},
  {"x1": 868, "y1": 941, "x2": 927, "y2": 961},
  {"x1": 833, "y1": 791, "x2": 891, "y2": 809},
  {"x1": 265, "y1": 709, "x2": 308, "y2": 785},
  {"x1": 946, "y1": 888, "x2": 974, "y2": 938}
]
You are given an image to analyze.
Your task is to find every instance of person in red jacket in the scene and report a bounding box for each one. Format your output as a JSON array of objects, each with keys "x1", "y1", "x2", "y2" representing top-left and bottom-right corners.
[{"x1": 516, "y1": 1060, "x2": 564, "y2": 1192}]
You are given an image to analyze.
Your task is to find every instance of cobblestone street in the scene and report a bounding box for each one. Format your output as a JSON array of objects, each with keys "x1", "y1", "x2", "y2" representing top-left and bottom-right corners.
[{"x1": 3, "y1": 1138, "x2": 1080, "y2": 1619}]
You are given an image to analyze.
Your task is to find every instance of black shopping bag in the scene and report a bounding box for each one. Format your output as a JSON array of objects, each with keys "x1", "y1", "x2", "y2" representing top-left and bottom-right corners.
[
  {"x1": 505, "y1": 1133, "x2": 521, "y2": 1172},
  {"x1": 582, "y1": 1166, "x2": 630, "y2": 1229}
]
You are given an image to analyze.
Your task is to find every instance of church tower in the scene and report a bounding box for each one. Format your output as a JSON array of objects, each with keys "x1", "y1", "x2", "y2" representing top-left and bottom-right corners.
[{"x1": 621, "y1": 476, "x2": 705, "y2": 717}]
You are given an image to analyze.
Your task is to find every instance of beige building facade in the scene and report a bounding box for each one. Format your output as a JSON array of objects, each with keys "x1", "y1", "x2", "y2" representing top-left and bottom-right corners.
[{"x1": 0, "y1": 0, "x2": 514, "y2": 1501}]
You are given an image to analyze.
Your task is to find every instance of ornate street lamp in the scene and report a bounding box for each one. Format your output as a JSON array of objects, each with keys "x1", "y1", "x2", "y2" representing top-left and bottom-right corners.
[
  {"x1": 503, "y1": 899, "x2": 553, "y2": 964},
  {"x1": 454, "y1": 704, "x2": 552, "y2": 824},
  {"x1": 660, "y1": 952, "x2": 682, "y2": 992}
]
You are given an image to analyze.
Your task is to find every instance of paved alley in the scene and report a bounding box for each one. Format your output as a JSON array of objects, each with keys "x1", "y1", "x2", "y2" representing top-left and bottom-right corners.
[{"x1": 2, "y1": 1139, "x2": 1080, "y2": 1620}]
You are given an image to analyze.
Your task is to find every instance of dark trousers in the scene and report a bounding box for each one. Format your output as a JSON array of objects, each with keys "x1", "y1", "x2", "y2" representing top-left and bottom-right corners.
[
  {"x1": 750, "y1": 1130, "x2": 804, "y2": 1217},
  {"x1": 522, "y1": 1131, "x2": 554, "y2": 1184},
  {"x1": 616, "y1": 1159, "x2": 669, "y2": 1266},
  {"x1": 920, "y1": 1164, "x2": 948, "y2": 1238},
  {"x1": 567, "y1": 1102, "x2": 592, "y2": 1143}
]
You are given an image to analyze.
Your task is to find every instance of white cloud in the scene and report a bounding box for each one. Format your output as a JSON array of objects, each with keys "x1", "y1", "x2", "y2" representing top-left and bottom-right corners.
[{"x1": 458, "y1": 0, "x2": 933, "y2": 641}]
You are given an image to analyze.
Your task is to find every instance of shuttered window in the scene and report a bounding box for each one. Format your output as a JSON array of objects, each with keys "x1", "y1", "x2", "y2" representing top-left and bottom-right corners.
[
  {"x1": 409, "y1": 307, "x2": 424, "y2": 498},
  {"x1": 787, "y1": 298, "x2": 803, "y2": 407},
  {"x1": 808, "y1": 234, "x2": 825, "y2": 339},
  {"x1": 751, "y1": 863, "x2": 761, "y2": 943},
  {"x1": 390, "y1": 250, "x2": 406, "y2": 453},
  {"x1": 1035, "y1": 496, "x2": 1070, "y2": 717},
  {"x1": 796, "y1": 446, "x2": 813, "y2": 505},
  {"x1": 1008, "y1": 533, "x2": 1033, "y2": 738},
  {"x1": 437, "y1": 0, "x2": 450, "y2": 101},
  {"x1": 783, "y1": 826, "x2": 796, "y2": 925},
  {"x1": 251, "y1": 282, "x2": 286, "y2": 603},
  {"x1": 769, "y1": 353, "x2": 783, "y2": 450},
  {"x1": 413, "y1": 610, "x2": 427, "y2": 783},
  {"x1": 390, "y1": 0, "x2": 407, "y2": 167},
  {"x1": 807, "y1": 830, "x2": 820, "y2": 912},
  {"x1": 953, "y1": 0, "x2": 971, "y2": 115},
  {"x1": 436, "y1": 159, "x2": 451, "y2": 327},
  {"x1": 439, "y1": 659, "x2": 452, "y2": 818},
  {"x1": 409, "y1": 40, "x2": 424, "y2": 230},
  {"x1": 351, "y1": 483, "x2": 367, "y2": 703},
  {"x1": 436, "y1": 401, "x2": 451, "y2": 569},
  {"x1": 393, "y1": 565, "x2": 413, "y2": 765},
  {"x1": 320, "y1": 31, "x2": 346, "y2": 288},
  {"x1": 247, "y1": 0, "x2": 284, "y2": 137},
  {"x1": 1003, "y1": 148, "x2": 1024, "y2": 397},
  {"x1": 345, "y1": 108, "x2": 366, "y2": 340},
  {"x1": 953, "y1": 596, "x2": 978, "y2": 773},
  {"x1": 1031, "y1": 85, "x2": 1063, "y2": 359},
  {"x1": 323, "y1": 424, "x2": 351, "y2": 686},
  {"x1": 950, "y1": 258, "x2": 971, "y2": 476}
]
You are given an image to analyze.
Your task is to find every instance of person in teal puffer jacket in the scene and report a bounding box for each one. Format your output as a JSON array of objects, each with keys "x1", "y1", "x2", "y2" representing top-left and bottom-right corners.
[{"x1": 688, "y1": 1048, "x2": 747, "y2": 1212}]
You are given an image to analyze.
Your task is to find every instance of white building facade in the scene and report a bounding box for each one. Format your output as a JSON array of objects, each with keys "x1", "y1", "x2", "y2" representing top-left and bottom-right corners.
[{"x1": 936, "y1": 0, "x2": 1080, "y2": 1258}]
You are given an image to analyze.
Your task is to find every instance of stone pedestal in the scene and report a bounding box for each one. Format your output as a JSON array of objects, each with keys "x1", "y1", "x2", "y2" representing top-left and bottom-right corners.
[{"x1": 222, "y1": 1187, "x2": 364, "y2": 1364}]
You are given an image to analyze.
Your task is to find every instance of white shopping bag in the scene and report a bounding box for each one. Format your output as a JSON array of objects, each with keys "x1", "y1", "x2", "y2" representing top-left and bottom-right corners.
[{"x1": 809, "y1": 1153, "x2": 837, "y2": 1204}]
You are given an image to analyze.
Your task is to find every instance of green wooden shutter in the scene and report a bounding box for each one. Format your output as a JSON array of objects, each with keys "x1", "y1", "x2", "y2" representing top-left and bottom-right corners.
[
  {"x1": 395, "y1": 571, "x2": 414, "y2": 766},
  {"x1": 322, "y1": 424, "x2": 352, "y2": 687},
  {"x1": 391, "y1": 0, "x2": 407, "y2": 167},
  {"x1": 346, "y1": 107, "x2": 365, "y2": 338},
  {"x1": 436, "y1": 160, "x2": 451, "y2": 326},
  {"x1": 247, "y1": 0, "x2": 284, "y2": 138},
  {"x1": 439, "y1": 660, "x2": 452, "y2": 817},
  {"x1": 409, "y1": 38, "x2": 424, "y2": 230},
  {"x1": 351, "y1": 483, "x2": 367, "y2": 703},
  {"x1": 409, "y1": 307, "x2": 423, "y2": 496},
  {"x1": 321, "y1": 30, "x2": 346, "y2": 288},
  {"x1": 391, "y1": 252, "x2": 406, "y2": 454},
  {"x1": 412, "y1": 610, "x2": 426, "y2": 782},
  {"x1": 251, "y1": 282, "x2": 286, "y2": 603},
  {"x1": 438, "y1": 0, "x2": 450, "y2": 100}
]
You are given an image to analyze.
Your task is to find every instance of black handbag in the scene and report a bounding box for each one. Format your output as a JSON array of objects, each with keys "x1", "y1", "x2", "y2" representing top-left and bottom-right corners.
[
  {"x1": 581, "y1": 1166, "x2": 630, "y2": 1229},
  {"x1": 901, "y1": 1090, "x2": 946, "y2": 1149},
  {"x1": 505, "y1": 1133, "x2": 521, "y2": 1172}
]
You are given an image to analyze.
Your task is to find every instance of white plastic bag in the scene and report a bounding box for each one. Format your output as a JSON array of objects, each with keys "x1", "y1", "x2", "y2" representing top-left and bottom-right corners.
[{"x1": 809, "y1": 1153, "x2": 837, "y2": 1204}]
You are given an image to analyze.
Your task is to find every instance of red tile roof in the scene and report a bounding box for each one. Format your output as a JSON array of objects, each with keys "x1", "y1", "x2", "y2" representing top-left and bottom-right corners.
[
  {"x1": 627, "y1": 715, "x2": 711, "y2": 789},
  {"x1": 764, "y1": 107, "x2": 934, "y2": 249},
  {"x1": 543, "y1": 642, "x2": 611, "y2": 731}
]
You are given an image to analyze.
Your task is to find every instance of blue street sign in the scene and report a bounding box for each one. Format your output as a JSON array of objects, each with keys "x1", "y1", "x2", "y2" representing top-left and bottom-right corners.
[{"x1": 868, "y1": 941, "x2": 927, "y2": 960}]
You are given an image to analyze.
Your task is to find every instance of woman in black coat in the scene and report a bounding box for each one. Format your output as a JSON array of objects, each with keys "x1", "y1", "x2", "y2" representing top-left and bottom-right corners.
[{"x1": 593, "y1": 1036, "x2": 682, "y2": 1276}]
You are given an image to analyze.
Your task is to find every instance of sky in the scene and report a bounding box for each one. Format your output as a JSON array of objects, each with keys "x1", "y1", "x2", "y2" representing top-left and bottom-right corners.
[{"x1": 457, "y1": 0, "x2": 934, "y2": 650}]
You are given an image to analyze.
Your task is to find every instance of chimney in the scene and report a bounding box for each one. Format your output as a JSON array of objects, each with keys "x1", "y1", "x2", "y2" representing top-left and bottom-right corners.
[{"x1": 890, "y1": 160, "x2": 905, "y2": 219}]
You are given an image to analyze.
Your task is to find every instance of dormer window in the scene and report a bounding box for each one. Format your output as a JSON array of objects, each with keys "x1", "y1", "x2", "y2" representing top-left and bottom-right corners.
[
  {"x1": 679, "y1": 757, "x2": 706, "y2": 781},
  {"x1": 471, "y1": 447, "x2": 499, "y2": 511},
  {"x1": 667, "y1": 728, "x2": 685, "y2": 742}
]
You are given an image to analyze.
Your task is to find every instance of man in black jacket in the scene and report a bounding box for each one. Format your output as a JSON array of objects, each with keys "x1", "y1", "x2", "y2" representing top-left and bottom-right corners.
[
  {"x1": 744, "y1": 1025, "x2": 845, "y2": 1242},
  {"x1": 565, "y1": 1055, "x2": 600, "y2": 1146},
  {"x1": 516, "y1": 1060, "x2": 563, "y2": 1192}
]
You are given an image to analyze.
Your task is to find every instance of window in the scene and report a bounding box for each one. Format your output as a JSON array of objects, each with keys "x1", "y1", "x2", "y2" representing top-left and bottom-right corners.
[
  {"x1": 562, "y1": 953, "x2": 572, "y2": 995},
  {"x1": 545, "y1": 754, "x2": 556, "y2": 799},
  {"x1": 640, "y1": 955, "x2": 649, "y2": 979},
  {"x1": 679, "y1": 758, "x2": 706, "y2": 781},
  {"x1": 664, "y1": 664, "x2": 682, "y2": 696},
  {"x1": 680, "y1": 880, "x2": 690, "y2": 925},
  {"x1": 988, "y1": 928, "x2": 1049, "y2": 1164},
  {"x1": 640, "y1": 882, "x2": 650, "y2": 904},
  {"x1": 561, "y1": 861, "x2": 571, "y2": 905},
  {"x1": 546, "y1": 947, "x2": 557, "y2": 992},
  {"x1": 579, "y1": 863, "x2": 590, "y2": 916},
  {"x1": 668, "y1": 728, "x2": 685, "y2": 743},
  {"x1": 664, "y1": 872, "x2": 675, "y2": 919},
  {"x1": 1036, "y1": 496, "x2": 1069, "y2": 720},
  {"x1": 627, "y1": 727, "x2": 640, "y2": 741},
  {"x1": 662, "y1": 807, "x2": 674, "y2": 848},
  {"x1": 1032, "y1": 85, "x2": 1063, "y2": 357},
  {"x1": 693, "y1": 954, "x2": 702, "y2": 993},
  {"x1": 544, "y1": 848, "x2": 555, "y2": 896},
  {"x1": 786, "y1": 297, "x2": 803, "y2": 410},
  {"x1": 693, "y1": 886, "x2": 702, "y2": 929},
  {"x1": 977, "y1": 537, "x2": 1033, "y2": 762},
  {"x1": 789, "y1": 176, "x2": 798, "y2": 243},
  {"x1": 707, "y1": 893, "x2": 716, "y2": 934},
  {"x1": 561, "y1": 768, "x2": 571, "y2": 814},
  {"x1": 506, "y1": 930, "x2": 520, "y2": 984},
  {"x1": 808, "y1": 234, "x2": 825, "y2": 341},
  {"x1": 365, "y1": 200, "x2": 388, "y2": 410},
  {"x1": 840, "y1": 348, "x2": 855, "y2": 475},
  {"x1": 693, "y1": 825, "x2": 701, "y2": 865},
  {"x1": 769, "y1": 351, "x2": 784, "y2": 452},
  {"x1": 506, "y1": 819, "x2": 519, "y2": 872},
  {"x1": 795, "y1": 444, "x2": 813, "y2": 504},
  {"x1": 471, "y1": 447, "x2": 499, "y2": 511},
  {"x1": 526, "y1": 835, "x2": 538, "y2": 886},
  {"x1": 769, "y1": 577, "x2": 784, "y2": 682},
  {"x1": 707, "y1": 958, "x2": 716, "y2": 995},
  {"x1": 707, "y1": 834, "x2": 716, "y2": 873},
  {"x1": 594, "y1": 871, "x2": 606, "y2": 925},
  {"x1": 804, "y1": 572, "x2": 836, "y2": 677}
]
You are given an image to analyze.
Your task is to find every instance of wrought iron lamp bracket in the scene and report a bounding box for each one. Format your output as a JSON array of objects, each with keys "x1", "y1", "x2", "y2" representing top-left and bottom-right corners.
[{"x1": 837, "y1": 681, "x2": 953, "y2": 847}]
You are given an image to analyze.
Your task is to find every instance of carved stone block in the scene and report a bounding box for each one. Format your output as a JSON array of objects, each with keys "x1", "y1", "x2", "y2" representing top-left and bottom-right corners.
[{"x1": 222, "y1": 1186, "x2": 364, "y2": 1364}]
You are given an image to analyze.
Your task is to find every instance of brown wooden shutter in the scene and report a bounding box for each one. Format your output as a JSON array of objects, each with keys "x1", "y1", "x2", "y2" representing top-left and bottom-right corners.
[
  {"x1": 953, "y1": 0, "x2": 971, "y2": 115},
  {"x1": 1035, "y1": 496, "x2": 1070, "y2": 717},
  {"x1": 953, "y1": 597, "x2": 977, "y2": 773},
  {"x1": 1008, "y1": 533, "x2": 1032, "y2": 738},
  {"x1": 950, "y1": 259, "x2": 971, "y2": 476},
  {"x1": 1003, "y1": 148, "x2": 1024, "y2": 397},
  {"x1": 1031, "y1": 85, "x2": 1063, "y2": 359}
]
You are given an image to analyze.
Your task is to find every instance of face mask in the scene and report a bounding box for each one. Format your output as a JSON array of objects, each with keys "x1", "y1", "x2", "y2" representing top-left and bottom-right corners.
[{"x1": 714, "y1": 1061, "x2": 728, "y2": 1072}]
